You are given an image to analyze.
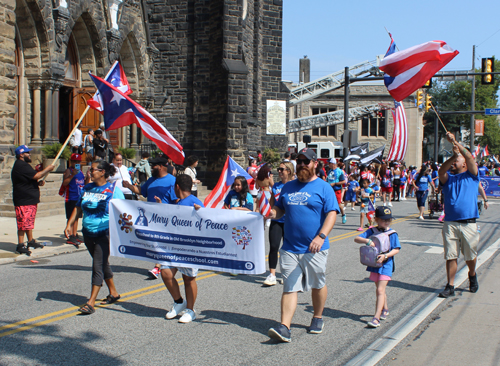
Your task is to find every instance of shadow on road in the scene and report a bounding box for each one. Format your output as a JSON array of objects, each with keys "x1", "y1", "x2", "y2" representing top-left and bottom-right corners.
[
  {"x1": 341, "y1": 278, "x2": 437, "y2": 293},
  {"x1": 199, "y1": 309, "x2": 284, "y2": 336},
  {"x1": 35, "y1": 291, "x2": 88, "y2": 306}
]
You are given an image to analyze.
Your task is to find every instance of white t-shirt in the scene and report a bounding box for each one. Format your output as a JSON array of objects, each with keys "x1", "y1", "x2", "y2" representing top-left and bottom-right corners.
[
  {"x1": 108, "y1": 165, "x2": 133, "y2": 195},
  {"x1": 184, "y1": 166, "x2": 198, "y2": 191},
  {"x1": 72, "y1": 129, "x2": 82, "y2": 147}
]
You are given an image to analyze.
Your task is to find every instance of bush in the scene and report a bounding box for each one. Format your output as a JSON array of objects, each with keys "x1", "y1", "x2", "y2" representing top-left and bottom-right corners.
[
  {"x1": 117, "y1": 147, "x2": 136, "y2": 160},
  {"x1": 262, "y1": 148, "x2": 281, "y2": 166},
  {"x1": 41, "y1": 143, "x2": 71, "y2": 161}
]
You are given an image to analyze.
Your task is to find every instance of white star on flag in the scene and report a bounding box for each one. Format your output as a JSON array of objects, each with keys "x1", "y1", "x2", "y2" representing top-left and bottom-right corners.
[
  {"x1": 231, "y1": 168, "x2": 239, "y2": 177},
  {"x1": 110, "y1": 90, "x2": 125, "y2": 106}
]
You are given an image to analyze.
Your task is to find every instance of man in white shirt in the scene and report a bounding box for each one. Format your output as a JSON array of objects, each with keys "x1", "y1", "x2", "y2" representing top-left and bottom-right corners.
[
  {"x1": 108, "y1": 153, "x2": 135, "y2": 200},
  {"x1": 70, "y1": 126, "x2": 83, "y2": 154}
]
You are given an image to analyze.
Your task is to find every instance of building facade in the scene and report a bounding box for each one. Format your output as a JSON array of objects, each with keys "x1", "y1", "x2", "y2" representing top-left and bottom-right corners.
[{"x1": 0, "y1": 0, "x2": 288, "y2": 186}]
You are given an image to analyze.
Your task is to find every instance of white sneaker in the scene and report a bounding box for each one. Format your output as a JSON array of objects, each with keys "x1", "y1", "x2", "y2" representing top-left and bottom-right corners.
[
  {"x1": 263, "y1": 274, "x2": 277, "y2": 286},
  {"x1": 418, "y1": 216, "x2": 424, "y2": 220},
  {"x1": 178, "y1": 309, "x2": 196, "y2": 323},
  {"x1": 351, "y1": 207, "x2": 355, "y2": 211},
  {"x1": 166, "y1": 300, "x2": 187, "y2": 319},
  {"x1": 383, "y1": 202, "x2": 387, "y2": 206},
  {"x1": 388, "y1": 202, "x2": 393, "y2": 207}
]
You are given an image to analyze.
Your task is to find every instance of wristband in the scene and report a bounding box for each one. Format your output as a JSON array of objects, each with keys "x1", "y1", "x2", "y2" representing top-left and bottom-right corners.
[
  {"x1": 485, "y1": 200, "x2": 488, "y2": 202},
  {"x1": 366, "y1": 239, "x2": 372, "y2": 246}
]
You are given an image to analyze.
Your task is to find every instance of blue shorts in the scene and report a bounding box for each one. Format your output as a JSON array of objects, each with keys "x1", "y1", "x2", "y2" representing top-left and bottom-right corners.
[
  {"x1": 345, "y1": 190, "x2": 356, "y2": 202},
  {"x1": 416, "y1": 190, "x2": 428, "y2": 207}
]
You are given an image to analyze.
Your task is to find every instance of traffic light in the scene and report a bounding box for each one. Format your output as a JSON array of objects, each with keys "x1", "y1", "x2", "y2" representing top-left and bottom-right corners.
[
  {"x1": 416, "y1": 90, "x2": 423, "y2": 108},
  {"x1": 422, "y1": 79, "x2": 433, "y2": 88},
  {"x1": 425, "y1": 94, "x2": 432, "y2": 112},
  {"x1": 481, "y1": 58, "x2": 494, "y2": 85}
]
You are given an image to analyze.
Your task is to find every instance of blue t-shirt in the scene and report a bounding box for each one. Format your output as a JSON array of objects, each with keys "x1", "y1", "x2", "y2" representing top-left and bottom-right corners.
[
  {"x1": 442, "y1": 171, "x2": 479, "y2": 221},
  {"x1": 141, "y1": 174, "x2": 177, "y2": 204},
  {"x1": 360, "y1": 187, "x2": 373, "y2": 203},
  {"x1": 178, "y1": 194, "x2": 205, "y2": 208},
  {"x1": 275, "y1": 178, "x2": 340, "y2": 253},
  {"x1": 224, "y1": 190, "x2": 254, "y2": 211},
  {"x1": 359, "y1": 227, "x2": 401, "y2": 277},
  {"x1": 347, "y1": 180, "x2": 359, "y2": 191},
  {"x1": 326, "y1": 168, "x2": 345, "y2": 191},
  {"x1": 271, "y1": 181, "x2": 285, "y2": 223},
  {"x1": 77, "y1": 182, "x2": 125, "y2": 237},
  {"x1": 415, "y1": 174, "x2": 433, "y2": 191},
  {"x1": 478, "y1": 166, "x2": 489, "y2": 177}
]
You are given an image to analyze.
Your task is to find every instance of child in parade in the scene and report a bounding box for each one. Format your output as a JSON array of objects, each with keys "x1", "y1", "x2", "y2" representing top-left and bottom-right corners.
[
  {"x1": 154, "y1": 174, "x2": 204, "y2": 323},
  {"x1": 354, "y1": 206, "x2": 401, "y2": 328},
  {"x1": 358, "y1": 179, "x2": 374, "y2": 231},
  {"x1": 224, "y1": 176, "x2": 254, "y2": 211},
  {"x1": 345, "y1": 174, "x2": 360, "y2": 211}
]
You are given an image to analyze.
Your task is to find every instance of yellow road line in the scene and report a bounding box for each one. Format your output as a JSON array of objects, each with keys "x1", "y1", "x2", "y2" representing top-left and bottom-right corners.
[{"x1": 0, "y1": 213, "x2": 418, "y2": 337}]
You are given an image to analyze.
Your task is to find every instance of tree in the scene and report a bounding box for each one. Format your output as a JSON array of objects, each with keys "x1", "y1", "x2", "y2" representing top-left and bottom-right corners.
[{"x1": 425, "y1": 58, "x2": 500, "y2": 155}]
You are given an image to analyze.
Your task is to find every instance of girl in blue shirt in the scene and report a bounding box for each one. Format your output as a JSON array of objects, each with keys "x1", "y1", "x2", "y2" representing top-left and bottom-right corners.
[
  {"x1": 355, "y1": 207, "x2": 401, "y2": 328},
  {"x1": 224, "y1": 176, "x2": 254, "y2": 211},
  {"x1": 65, "y1": 160, "x2": 125, "y2": 315},
  {"x1": 412, "y1": 164, "x2": 436, "y2": 220}
]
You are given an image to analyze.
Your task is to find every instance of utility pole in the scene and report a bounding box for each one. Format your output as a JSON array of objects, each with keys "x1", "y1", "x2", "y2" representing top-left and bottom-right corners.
[
  {"x1": 470, "y1": 45, "x2": 476, "y2": 151},
  {"x1": 343, "y1": 67, "x2": 350, "y2": 159}
]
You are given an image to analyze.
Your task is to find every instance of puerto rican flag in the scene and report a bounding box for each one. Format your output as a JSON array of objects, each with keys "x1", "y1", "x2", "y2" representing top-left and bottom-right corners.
[
  {"x1": 259, "y1": 193, "x2": 271, "y2": 217},
  {"x1": 387, "y1": 100, "x2": 408, "y2": 161},
  {"x1": 481, "y1": 145, "x2": 490, "y2": 158},
  {"x1": 88, "y1": 73, "x2": 185, "y2": 165},
  {"x1": 204, "y1": 156, "x2": 253, "y2": 209},
  {"x1": 380, "y1": 39, "x2": 459, "y2": 101},
  {"x1": 472, "y1": 144, "x2": 481, "y2": 158},
  {"x1": 87, "y1": 61, "x2": 132, "y2": 112}
]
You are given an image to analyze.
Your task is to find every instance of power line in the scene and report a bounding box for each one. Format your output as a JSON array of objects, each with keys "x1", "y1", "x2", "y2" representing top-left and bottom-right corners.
[{"x1": 477, "y1": 27, "x2": 500, "y2": 47}]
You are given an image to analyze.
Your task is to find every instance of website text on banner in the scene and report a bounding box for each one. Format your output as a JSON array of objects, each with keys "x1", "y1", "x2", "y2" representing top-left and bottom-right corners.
[
  {"x1": 109, "y1": 200, "x2": 266, "y2": 274},
  {"x1": 480, "y1": 176, "x2": 500, "y2": 197}
]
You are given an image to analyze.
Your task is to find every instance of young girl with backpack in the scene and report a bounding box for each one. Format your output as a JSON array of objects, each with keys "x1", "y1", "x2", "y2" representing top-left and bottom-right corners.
[
  {"x1": 224, "y1": 176, "x2": 254, "y2": 211},
  {"x1": 354, "y1": 206, "x2": 401, "y2": 328}
]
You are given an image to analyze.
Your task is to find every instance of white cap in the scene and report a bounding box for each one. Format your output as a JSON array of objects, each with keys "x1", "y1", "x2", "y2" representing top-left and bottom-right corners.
[{"x1": 329, "y1": 158, "x2": 337, "y2": 164}]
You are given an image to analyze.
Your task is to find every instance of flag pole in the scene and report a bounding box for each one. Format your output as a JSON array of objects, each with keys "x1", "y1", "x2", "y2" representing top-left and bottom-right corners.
[
  {"x1": 430, "y1": 102, "x2": 449, "y2": 134},
  {"x1": 41, "y1": 105, "x2": 90, "y2": 181}
]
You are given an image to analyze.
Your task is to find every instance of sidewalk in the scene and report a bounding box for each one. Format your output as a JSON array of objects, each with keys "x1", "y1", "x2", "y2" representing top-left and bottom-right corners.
[
  {"x1": 388, "y1": 251, "x2": 500, "y2": 366},
  {"x1": 0, "y1": 214, "x2": 85, "y2": 265}
]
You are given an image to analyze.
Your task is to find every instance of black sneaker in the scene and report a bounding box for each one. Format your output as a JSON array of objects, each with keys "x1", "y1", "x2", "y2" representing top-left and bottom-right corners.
[
  {"x1": 469, "y1": 273, "x2": 479, "y2": 293},
  {"x1": 27, "y1": 240, "x2": 44, "y2": 249},
  {"x1": 16, "y1": 244, "x2": 31, "y2": 256},
  {"x1": 268, "y1": 324, "x2": 291, "y2": 343},
  {"x1": 438, "y1": 283, "x2": 455, "y2": 298}
]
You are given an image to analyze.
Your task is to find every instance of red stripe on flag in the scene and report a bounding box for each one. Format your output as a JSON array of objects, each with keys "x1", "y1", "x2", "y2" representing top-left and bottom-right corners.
[{"x1": 204, "y1": 156, "x2": 230, "y2": 208}]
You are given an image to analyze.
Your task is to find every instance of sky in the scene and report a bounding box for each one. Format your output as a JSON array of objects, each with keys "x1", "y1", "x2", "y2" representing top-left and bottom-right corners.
[{"x1": 282, "y1": 0, "x2": 500, "y2": 85}]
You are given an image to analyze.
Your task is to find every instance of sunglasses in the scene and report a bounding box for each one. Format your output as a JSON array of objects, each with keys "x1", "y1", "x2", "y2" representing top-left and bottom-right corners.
[
  {"x1": 278, "y1": 167, "x2": 287, "y2": 172},
  {"x1": 296, "y1": 158, "x2": 311, "y2": 165}
]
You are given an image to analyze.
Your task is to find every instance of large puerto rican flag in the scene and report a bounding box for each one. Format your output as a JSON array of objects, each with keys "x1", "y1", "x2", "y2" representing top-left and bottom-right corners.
[
  {"x1": 87, "y1": 61, "x2": 132, "y2": 112},
  {"x1": 387, "y1": 100, "x2": 408, "y2": 161},
  {"x1": 204, "y1": 156, "x2": 253, "y2": 209},
  {"x1": 380, "y1": 39, "x2": 459, "y2": 101},
  {"x1": 88, "y1": 73, "x2": 185, "y2": 165}
]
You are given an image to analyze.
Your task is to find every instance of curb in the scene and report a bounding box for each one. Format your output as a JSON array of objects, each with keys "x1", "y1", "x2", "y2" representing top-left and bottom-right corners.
[{"x1": 0, "y1": 245, "x2": 87, "y2": 265}]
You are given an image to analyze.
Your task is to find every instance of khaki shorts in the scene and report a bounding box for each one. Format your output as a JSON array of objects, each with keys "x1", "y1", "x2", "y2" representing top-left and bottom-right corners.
[
  {"x1": 279, "y1": 249, "x2": 328, "y2": 292},
  {"x1": 442, "y1": 221, "x2": 479, "y2": 261},
  {"x1": 160, "y1": 265, "x2": 198, "y2": 278}
]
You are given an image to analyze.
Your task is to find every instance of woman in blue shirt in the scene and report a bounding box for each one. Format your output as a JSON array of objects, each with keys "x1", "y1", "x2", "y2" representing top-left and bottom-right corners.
[
  {"x1": 65, "y1": 160, "x2": 125, "y2": 314},
  {"x1": 412, "y1": 164, "x2": 436, "y2": 220}
]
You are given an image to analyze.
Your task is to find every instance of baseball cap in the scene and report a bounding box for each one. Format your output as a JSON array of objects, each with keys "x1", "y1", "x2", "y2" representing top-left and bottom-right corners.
[
  {"x1": 149, "y1": 157, "x2": 169, "y2": 166},
  {"x1": 15, "y1": 145, "x2": 32, "y2": 155},
  {"x1": 70, "y1": 153, "x2": 82, "y2": 161},
  {"x1": 329, "y1": 158, "x2": 337, "y2": 164},
  {"x1": 375, "y1": 206, "x2": 393, "y2": 220},
  {"x1": 298, "y1": 148, "x2": 317, "y2": 161}
]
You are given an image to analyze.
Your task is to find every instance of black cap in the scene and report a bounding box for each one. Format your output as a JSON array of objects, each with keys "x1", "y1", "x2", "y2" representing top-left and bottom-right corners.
[
  {"x1": 375, "y1": 206, "x2": 393, "y2": 220},
  {"x1": 298, "y1": 148, "x2": 317, "y2": 161},
  {"x1": 149, "y1": 157, "x2": 169, "y2": 166}
]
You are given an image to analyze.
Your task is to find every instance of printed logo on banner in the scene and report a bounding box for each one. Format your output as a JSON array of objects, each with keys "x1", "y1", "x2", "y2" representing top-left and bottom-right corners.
[
  {"x1": 135, "y1": 207, "x2": 148, "y2": 226},
  {"x1": 232, "y1": 226, "x2": 252, "y2": 250},
  {"x1": 118, "y1": 213, "x2": 133, "y2": 233}
]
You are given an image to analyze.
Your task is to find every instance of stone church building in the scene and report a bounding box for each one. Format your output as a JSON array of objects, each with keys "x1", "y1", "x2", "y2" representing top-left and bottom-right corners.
[{"x1": 0, "y1": 0, "x2": 287, "y2": 184}]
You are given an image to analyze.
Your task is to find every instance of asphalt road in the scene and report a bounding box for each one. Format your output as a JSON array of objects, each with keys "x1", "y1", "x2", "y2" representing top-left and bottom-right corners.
[{"x1": 1, "y1": 199, "x2": 498, "y2": 365}]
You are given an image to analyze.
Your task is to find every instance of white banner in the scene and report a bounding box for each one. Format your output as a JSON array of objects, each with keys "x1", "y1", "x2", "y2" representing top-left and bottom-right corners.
[{"x1": 109, "y1": 200, "x2": 266, "y2": 274}]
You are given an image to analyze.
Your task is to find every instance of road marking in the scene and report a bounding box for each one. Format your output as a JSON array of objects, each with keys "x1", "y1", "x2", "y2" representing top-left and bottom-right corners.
[
  {"x1": 400, "y1": 240, "x2": 444, "y2": 254},
  {"x1": 0, "y1": 214, "x2": 418, "y2": 338},
  {"x1": 345, "y1": 237, "x2": 500, "y2": 366}
]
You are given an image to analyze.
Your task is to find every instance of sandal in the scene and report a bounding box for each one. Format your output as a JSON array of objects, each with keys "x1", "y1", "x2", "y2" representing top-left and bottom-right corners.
[
  {"x1": 367, "y1": 317, "x2": 380, "y2": 328},
  {"x1": 380, "y1": 309, "x2": 389, "y2": 320},
  {"x1": 79, "y1": 303, "x2": 95, "y2": 314},
  {"x1": 101, "y1": 294, "x2": 121, "y2": 305}
]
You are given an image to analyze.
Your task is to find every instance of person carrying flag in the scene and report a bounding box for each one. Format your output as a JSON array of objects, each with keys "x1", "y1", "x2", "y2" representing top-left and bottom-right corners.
[
  {"x1": 326, "y1": 158, "x2": 347, "y2": 224},
  {"x1": 267, "y1": 148, "x2": 339, "y2": 343}
]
